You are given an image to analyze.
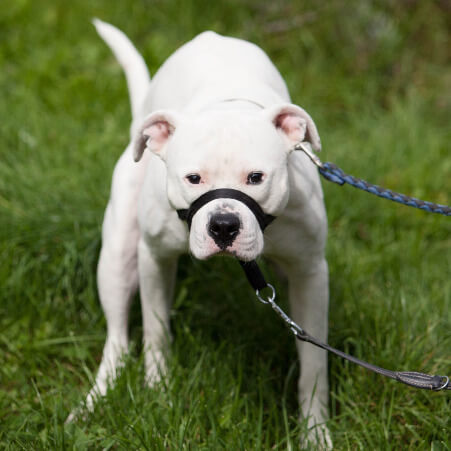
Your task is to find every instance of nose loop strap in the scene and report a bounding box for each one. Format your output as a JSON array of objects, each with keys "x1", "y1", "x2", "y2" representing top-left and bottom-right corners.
[{"x1": 176, "y1": 188, "x2": 275, "y2": 231}]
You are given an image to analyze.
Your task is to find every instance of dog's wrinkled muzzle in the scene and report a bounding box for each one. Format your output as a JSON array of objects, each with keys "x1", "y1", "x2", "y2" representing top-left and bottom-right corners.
[{"x1": 176, "y1": 188, "x2": 275, "y2": 232}]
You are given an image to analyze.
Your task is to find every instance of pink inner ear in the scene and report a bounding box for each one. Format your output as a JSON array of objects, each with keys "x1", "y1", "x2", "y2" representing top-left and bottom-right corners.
[
  {"x1": 275, "y1": 113, "x2": 307, "y2": 142},
  {"x1": 143, "y1": 121, "x2": 172, "y2": 150}
]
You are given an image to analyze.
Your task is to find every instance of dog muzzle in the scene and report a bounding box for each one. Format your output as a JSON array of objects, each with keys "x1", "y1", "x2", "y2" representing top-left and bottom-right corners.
[
  {"x1": 176, "y1": 188, "x2": 275, "y2": 231},
  {"x1": 177, "y1": 188, "x2": 275, "y2": 291}
]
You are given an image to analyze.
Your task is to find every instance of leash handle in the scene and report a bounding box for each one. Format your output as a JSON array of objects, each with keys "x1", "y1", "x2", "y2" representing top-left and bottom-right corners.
[
  {"x1": 239, "y1": 259, "x2": 450, "y2": 392},
  {"x1": 294, "y1": 142, "x2": 451, "y2": 216}
]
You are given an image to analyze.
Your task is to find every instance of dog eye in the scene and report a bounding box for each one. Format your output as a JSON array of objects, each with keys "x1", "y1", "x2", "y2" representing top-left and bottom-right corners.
[
  {"x1": 247, "y1": 172, "x2": 264, "y2": 185},
  {"x1": 186, "y1": 174, "x2": 201, "y2": 184}
]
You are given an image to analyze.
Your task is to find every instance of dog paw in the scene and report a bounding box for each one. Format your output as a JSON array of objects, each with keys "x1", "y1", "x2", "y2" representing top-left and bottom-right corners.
[
  {"x1": 65, "y1": 406, "x2": 88, "y2": 425},
  {"x1": 64, "y1": 386, "x2": 98, "y2": 424},
  {"x1": 302, "y1": 423, "x2": 333, "y2": 450},
  {"x1": 144, "y1": 349, "x2": 167, "y2": 387}
]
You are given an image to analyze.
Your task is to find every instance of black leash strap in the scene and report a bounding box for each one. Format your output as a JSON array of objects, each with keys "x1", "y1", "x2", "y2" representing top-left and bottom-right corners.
[
  {"x1": 238, "y1": 260, "x2": 268, "y2": 291},
  {"x1": 239, "y1": 259, "x2": 450, "y2": 392}
]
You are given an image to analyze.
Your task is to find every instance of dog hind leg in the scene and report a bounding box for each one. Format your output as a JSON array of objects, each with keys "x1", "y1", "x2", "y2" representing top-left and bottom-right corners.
[
  {"x1": 66, "y1": 145, "x2": 147, "y2": 423},
  {"x1": 87, "y1": 207, "x2": 139, "y2": 401},
  {"x1": 138, "y1": 239, "x2": 177, "y2": 385}
]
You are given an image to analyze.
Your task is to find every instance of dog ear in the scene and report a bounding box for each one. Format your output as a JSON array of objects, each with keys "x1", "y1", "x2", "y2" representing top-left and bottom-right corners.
[
  {"x1": 265, "y1": 104, "x2": 321, "y2": 151},
  {"x1": 134, "y1": 111, "x2": 180, "y2": 162}
]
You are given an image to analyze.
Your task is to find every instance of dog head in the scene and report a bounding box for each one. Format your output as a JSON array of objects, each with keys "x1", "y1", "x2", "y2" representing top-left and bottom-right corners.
[{"x1": 134, "y1": 104, "x2": 320, "y2": 261}]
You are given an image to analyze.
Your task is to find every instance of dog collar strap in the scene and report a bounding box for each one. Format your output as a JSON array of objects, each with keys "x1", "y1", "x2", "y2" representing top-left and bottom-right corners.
[{"x1": 177, "y1": 188, "x2": 275, "y2": 231}]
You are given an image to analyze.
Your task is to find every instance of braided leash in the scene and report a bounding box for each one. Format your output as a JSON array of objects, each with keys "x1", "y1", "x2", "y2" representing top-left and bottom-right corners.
[{"x1": 295, "y1": 143, "x2": 451, "y2": 216}]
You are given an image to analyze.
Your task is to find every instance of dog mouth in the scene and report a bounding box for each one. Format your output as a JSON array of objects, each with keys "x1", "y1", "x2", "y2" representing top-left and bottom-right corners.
[
  {"x1": 187, "y1": 198, "x2": 266, "y2": 262},
  {"x1": 211, "y1": 249, "x2": 237, "y2": 258},
  {"x1": 191, "y1": 233, "x2": 262, "y2": 262},
  {"x1": 202, "y1": 247, "x2": 254, "y2": 262}
]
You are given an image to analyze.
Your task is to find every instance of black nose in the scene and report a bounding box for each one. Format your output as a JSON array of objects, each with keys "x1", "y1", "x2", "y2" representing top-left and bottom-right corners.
[{"x1": 208, "y1": 213, "x2": 241, "y2": 249}]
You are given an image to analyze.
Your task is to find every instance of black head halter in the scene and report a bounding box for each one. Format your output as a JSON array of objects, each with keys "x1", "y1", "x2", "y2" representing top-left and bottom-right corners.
[{"x1": 176, "y1": 188, "x2": 275, "y2": 231}]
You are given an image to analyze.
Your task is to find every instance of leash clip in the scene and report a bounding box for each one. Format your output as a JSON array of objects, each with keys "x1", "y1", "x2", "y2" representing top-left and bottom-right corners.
[
  {"x1": 255, "y1": 284, "x2": 308, "y2": 337},
  {"x1": 435, "y1": 375, "x2": 450, "y2": 391},
  {"x1": 293, "y1": 141, "x2": 324, "y2": 169},
  {"x1": 256, "y1": 283, "x2": 275, "y2": 304}
]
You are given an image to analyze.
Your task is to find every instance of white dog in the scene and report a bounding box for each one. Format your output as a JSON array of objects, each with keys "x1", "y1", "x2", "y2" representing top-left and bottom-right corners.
[{"x1": 79, "y1": 19, "x2": 331, "y2": 446}]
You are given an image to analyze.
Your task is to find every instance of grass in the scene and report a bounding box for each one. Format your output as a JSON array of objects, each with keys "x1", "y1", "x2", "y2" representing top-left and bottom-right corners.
[{"x1": 0, "y1": 0, "x2": 450, "y2": 449}]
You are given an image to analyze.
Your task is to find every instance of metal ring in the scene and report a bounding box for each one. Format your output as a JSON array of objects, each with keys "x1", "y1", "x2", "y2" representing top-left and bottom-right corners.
[
  {"x1": 434, "y1": 375, "x2": 449, "y2": 391},
  {"x1": 256, "y1": 283, "x2": 276, "y2": 304}
]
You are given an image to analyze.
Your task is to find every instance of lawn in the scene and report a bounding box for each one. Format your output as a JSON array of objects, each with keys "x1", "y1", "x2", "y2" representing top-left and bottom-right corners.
[{"x1": 0, "y1": 0, "x2": 450, "y2": 449}]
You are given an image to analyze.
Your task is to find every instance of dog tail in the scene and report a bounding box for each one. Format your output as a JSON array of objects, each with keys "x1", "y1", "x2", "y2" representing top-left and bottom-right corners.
[{"x1": 93, "y1": 18, "x2": 151, "y2": 120}]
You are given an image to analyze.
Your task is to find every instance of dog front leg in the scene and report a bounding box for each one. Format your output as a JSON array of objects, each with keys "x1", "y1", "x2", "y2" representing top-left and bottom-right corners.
[
  {"x1": 286, "y1": 258, "x2": 332, "y2": 448},
  {"x1": 138, "y1": 238, "x2": 177, "y2": 384}
]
